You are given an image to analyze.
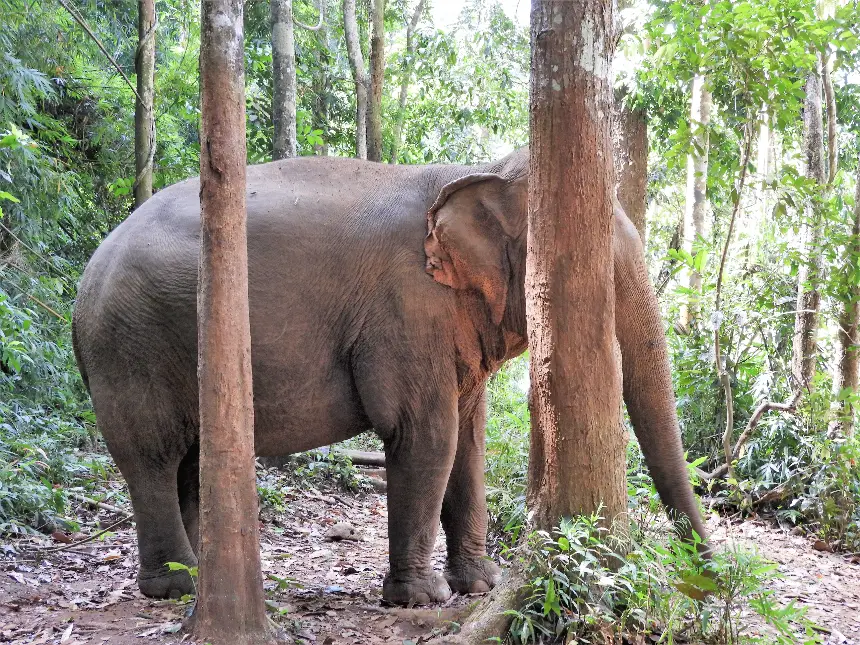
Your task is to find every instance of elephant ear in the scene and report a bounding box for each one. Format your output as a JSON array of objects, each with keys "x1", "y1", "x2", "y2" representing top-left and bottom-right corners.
[{"x1": 424, "y1": 173, "x2": 524, "y2": 325}]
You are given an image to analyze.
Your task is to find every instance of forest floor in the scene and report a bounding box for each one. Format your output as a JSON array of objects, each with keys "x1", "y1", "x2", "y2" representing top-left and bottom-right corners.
[{"x1": 1, "y1": 471, "x2": 859, "y2": 645}]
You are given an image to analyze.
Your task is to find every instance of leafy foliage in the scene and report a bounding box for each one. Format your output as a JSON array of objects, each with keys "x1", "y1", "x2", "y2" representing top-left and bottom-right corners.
[{"x1": 507, "y1": 513, "x2": 819, "y2": 644}]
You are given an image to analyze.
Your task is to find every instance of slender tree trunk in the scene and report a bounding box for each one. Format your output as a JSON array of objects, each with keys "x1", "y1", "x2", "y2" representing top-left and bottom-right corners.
[
  {"x1": 756, "y1": 106, "x2": 771, "y2": 222},
  {"x1": 193, "y1": 1, "x2": 271, "y2": 642},
  {"x1": 311, "y1": 26, "x2": 330, "y2": 156},
  {"x1": 526, "y1": 0, "x2": 625, "y2": 531},
  {"x1": 391, "y1": 0, "x2": 425, "y2": 164},
  {"x1": 367, "y1": 0, "x2": 385, "y2": 161},
  {"x1": 134, "y1": 0, "x2": 156, "y2": 208},
  {"x1": 611, "y1": 92, "x2": 647, "y2": 242},
  {"x1": 343, "y1": 0, "x2": 368, "y2": 159},
  {"x1": 271, "y1": 0, "x2": 297, "y2": 160},
  {"x1": 822, "y1": 51, "x2": 837, "y2": 184},
  {"x1": 831, "y1": 165, "x2": 860, "y2": 437},
  {"x1": 680, "y1": 74, "x2": 711, "y2": 327},
  {"x1": 791, "y1": 65, "x2": 826, "y2": 391}
]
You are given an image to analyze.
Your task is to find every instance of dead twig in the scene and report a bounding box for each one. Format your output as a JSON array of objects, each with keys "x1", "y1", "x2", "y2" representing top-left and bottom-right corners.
[{"x1": 29, "y1": 514, "x2": 133, "y2": 556}]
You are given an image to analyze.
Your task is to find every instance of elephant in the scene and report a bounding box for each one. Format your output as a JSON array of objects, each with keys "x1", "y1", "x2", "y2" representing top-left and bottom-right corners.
[{"x1": 72, "y1": 147, "x2": 707, "y2": 606}]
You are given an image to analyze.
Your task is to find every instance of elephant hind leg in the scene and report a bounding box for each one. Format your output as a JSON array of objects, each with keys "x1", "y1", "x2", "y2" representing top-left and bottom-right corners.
[
  {"x1": 91, "y1": 383, "x2": 198, "y2": 599},
  {"x1": 177, "y1": 443, "x2": 200, "y2": 557},
  {"x1": 129, "y1": 468, "x2": 198, "y2": 599}
]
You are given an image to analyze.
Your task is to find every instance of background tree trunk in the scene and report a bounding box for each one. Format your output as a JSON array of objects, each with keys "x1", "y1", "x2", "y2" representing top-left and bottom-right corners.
[
  {"x1": 391, "y1": 0, "x2": 424, "y2": 164},
  {"x1": 193, "y1": 1, "x2": 271, "y2": 642},
  {"x1": 822, "y1": 52, "x2": 837, "y2": 184},
  {"x1": 134, "y1": 0, "x2": 155, "y2": 208},
  {"x1": 526, "y1": 0, "x2": 625, "y2": 531},
  {"x1": 791, "y1": 65, "x2": 826, "y2": 391},
  {"x1": 830, "y1": 157, "x2": 860, "y2": 437},
  {"x1": 343, "y1": 0, "x2": 368, "y2": 159},
  {"x1": 611, "y1": 93, "x2": 647, "y2": 242},
  {"x1": 271, "y1": 0, "x2": 297, "y2": 160},
  {"x1": 680, "y1": 74, "x2": 711, "y2": 327},
  {"x1": 311, "y1": 26, "x2": 330, "y2": 156},
  {"x1": 366, "y1": 0, "x2": 385, "y2": 161}
]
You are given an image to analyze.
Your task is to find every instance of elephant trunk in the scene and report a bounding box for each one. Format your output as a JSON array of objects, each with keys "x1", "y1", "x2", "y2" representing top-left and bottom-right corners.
[{"x1": 614, "y1": 218, "x2": 710, "y2": 553}]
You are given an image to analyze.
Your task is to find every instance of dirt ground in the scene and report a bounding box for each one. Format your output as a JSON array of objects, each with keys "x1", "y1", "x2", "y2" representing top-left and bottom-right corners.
[{"x1": 2, "y1": 481, "x2": 859, "y2": 645}]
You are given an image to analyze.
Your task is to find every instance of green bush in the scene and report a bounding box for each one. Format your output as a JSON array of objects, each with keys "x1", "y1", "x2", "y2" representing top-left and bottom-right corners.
[{"x1": 506, "y1": 513, "x2": 820, "y2": 645}]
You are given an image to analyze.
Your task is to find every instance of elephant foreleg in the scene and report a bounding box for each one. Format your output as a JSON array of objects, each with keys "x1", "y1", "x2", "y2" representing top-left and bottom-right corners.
[{"x1": 441, "y1": 388, "x2": 501, "y2": 594}]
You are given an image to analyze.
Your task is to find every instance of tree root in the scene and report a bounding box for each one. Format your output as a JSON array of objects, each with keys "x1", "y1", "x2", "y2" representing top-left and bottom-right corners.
[{"x1": 430, "y1": 568, "x2": 528, "y2": 645}]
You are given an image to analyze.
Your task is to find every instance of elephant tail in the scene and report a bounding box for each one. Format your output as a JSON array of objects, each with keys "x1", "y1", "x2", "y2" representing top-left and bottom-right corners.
[{"x1": 71, "y1": 315, "x2": 90, "y2": 394}]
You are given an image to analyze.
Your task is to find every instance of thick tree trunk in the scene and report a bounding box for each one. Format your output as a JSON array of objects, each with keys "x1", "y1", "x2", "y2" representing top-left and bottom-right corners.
[
  {"x1": 343, "y1": 0, "x2": 368, "y2": 159},
  {"x1": 271, "y1": 0, "x2": 297, "y2": 160},
  {"x1": 391, "y1": 0, "x2": 425, "y2": 164},
  {"x1": 526, "y1": 0, "x2": 625, "y2": 531},
  {"x1": 680, "y1": 74, "x2": 711, "y2": 327},
  {"x1": 367, "y1": 0, "x2": 385, "y2": 161},
  {"x1": 791, "y1": 66, "x2": 826, "y2": 391},
  {"x1": 830, "y1": 160, "x2": 860, "y2": 437},
  {"x1": 134, "y1": 0, "x2": 156, "y2": 208},
  {"x1": 822, "y1": 52, "x2": 837, "y2": 184},
  {"x1": 611, "y1": 92, "x2": 647, "y2": 242},
  {"x1": 193, "y1": 1, "x2": 272, "y2": 642}
]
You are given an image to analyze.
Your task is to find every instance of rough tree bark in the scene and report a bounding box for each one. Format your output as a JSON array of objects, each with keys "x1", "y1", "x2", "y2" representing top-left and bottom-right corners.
[
  {"x1": 680, "y1": 74, "x2": 712, "y2": 327},
  {"x1": 791, "y1": 64, "x2": 826, "y2": 391},
  {"x1": 526, "y1": 0, "x2": 625, "y2": 531},
  {"x1": 830, "y1": 159, "x2": 860, "y2": 438},
  {"x1": 193, "y1": 1, "x2": 272, "y2": 642},
  {"x1": 611, "y1": 93, "x2": 647, "y2": 242},
  {"x1": 343, "y1": 0, "x2": 368, "y2": 159},
  {"x1": 391, "y1": 0, "x2": 425, "y2": 164},
  {"x1": 367, "y1": 0, "x2": 385, "y2": 161},
  {"x1": 134, "y1": 0, "x2": 155, "y2": 208},
  {"x1": 271, "y1": 0, "x2": 297, "y2": 160}
]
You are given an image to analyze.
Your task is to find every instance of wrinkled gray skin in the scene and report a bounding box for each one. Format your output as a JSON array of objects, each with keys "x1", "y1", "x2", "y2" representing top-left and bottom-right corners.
[{"x1": 73, "y1": 149, "x2": 707, "y2": 606}]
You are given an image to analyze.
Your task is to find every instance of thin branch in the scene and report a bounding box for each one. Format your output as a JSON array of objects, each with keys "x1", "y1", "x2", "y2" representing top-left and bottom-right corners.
[
  {"x1": 56, "y1": 0, "x2": 143, "y2": 103},
  {"x1": 696, "y1": 392, "x2": 802, "y2": 481},
  {"x1": 0, "y1": 220, "x2": 75, "y2": 282},
  {"x1": 27, "y1": 294, "x2": 65, "y2": 321},
  {"x1": 294, "y1": 0, "x2": 325, "y2": 31},
  {"x1": 712, "y1": 120, "x2": 754, "y2": 482}
]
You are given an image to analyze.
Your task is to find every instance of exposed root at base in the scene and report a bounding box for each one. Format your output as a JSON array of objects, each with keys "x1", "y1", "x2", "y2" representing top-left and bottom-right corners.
[{"x1": 431, "y1": 568, "x2": 527, "y2": 645}]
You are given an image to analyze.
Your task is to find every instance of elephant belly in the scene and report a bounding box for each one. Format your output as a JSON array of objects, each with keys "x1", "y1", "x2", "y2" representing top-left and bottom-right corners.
[{"x1": 251, "y1": 364, "x2": 371, "y2": 457}]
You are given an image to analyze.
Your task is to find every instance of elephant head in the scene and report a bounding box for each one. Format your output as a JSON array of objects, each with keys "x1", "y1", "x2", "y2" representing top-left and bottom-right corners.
[{"x1": 422, "y1": 153, "x2": 709, "y2": 550}]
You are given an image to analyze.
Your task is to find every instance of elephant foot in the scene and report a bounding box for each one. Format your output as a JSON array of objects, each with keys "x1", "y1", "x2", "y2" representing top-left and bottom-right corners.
[
  {"x1": 138, "y1": 566, "x2": 197, "y2": 599},
  {"x1": 445, "y1": 556, "x2": 501, "y2": 594},
  {"x1": 383, "y1": 572, "x2": 452, "y2": 606}
]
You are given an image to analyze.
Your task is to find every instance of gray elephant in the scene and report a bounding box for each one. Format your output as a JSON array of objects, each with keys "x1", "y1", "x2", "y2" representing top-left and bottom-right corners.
[{"x1": 72, "y1": 148, "x2": 707, "y2": 606}]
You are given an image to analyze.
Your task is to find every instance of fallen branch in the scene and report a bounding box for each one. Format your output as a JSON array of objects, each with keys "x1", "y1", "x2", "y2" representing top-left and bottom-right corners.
[
  {"x1": 750, "y1": 482, "x2": 792, "y2": 507},
  {"x1": 334, "y1": 449, "x2": 385, "y2": 467},
  {"x1": 69, "y1": 491, "x2": 129, "y2": 516},
  {"x1": 29, "y1": 513, "x2": 133, "y2": 556}
]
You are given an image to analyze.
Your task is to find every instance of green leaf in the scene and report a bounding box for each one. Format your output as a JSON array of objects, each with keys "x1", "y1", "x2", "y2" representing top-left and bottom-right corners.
[{"x1": 680, "y1": 572, "x2": 719, "y2": 592}]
